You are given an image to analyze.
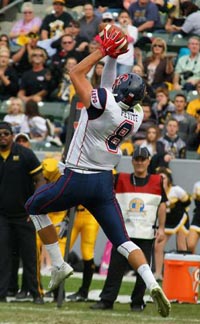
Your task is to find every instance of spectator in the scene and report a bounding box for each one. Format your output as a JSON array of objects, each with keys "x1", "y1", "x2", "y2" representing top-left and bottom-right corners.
[
  {"x1": 165, "y1": 3, "x2": 185, "y2": 34},
  {"x1": 187, "y1": 80, "x2": 200, "y2": 118},
  {"x1": 173, "y1": 36, "x2": 200, "y2": 91},
  {"x1": 90, "y1": 147, "x2": 167, "y2": 311},
  {"x1": 140, "y1": 124, "x2": 164, "y2": 157},
  {"x1": 187, "y1": 109, "x2": 200, "y2": 154},
  {"x1": 94, "y1": 0, "x2": 124, "y2": 15},
  {"x1": 140, "y1": 125, "x2": 168, "y2": 174},
  {"x1": 132, "y1": 63, "x2": 156, "y2": 99},
  {"x1": 12, "y1": 32, "x2": 59, "y2": 78},
  {"x1": 50, "y1": 34, "x2": 85, "y2": 84},
  {"x1": 187, "y1": 180, "x2": 200, "y2": 253},
  {"x1": 78, "y1": 3, "x2": 102, "y2": 42},
  {"x1": 18, "y1": 47, "x2": 53, "y2": 103},
  {"x1": 40, "y1": 0, "x2": 73, "y2": 40},
  {"x1": 140, "y1": 38, "x2": 174, "y2": 90},
  {"x1": 151, "y1": 87, "x2": 175, "y2": 131},
  {"x1": 158, "y1": 117, "x2": 187, "y2": 160},
  {"x1": 0, "y1": 34, "x2": 10, "y2": 50},
  {"x1": 86, "y1": 40, "x2": 101, "y2": 79},
  {"x1": 9, "y1": 2, "x2": 42, "y2": 46},
  {"x1": 66, "y1": 0, "x2": 92, "y2": 19},
  {"x1": 52, "y1": 21, "x2": 89, "y2": 54},
  {"x1": 90, "y1": 61, "x2": 105, "y2": 88},
  {"x1": 52, "y1": 56, "x2": 77, "y2": 102},
  {"x1": 128, "y1": 0, "x2": 162, "y2": 33},
  {"x1": 115, "y1": 10, "x2": 138, "y2": 75},
  {"x1": 3, "y1": 97, "x2": 25, "y2": 134},
  {"x1": 20, "y1": 100, "x2": 48, "y2": 142},
  {"x1": 154, "y1": 166, "x2": 191, "y2": 281},
  {"x1": 12, "y1": 32, "x2": 40, "y2": 78},
  {"x1": 132, "y1": 100, "x2": 157, "y2": 146},
  {"x1": 0, "y1": 47, "x2": 18, "y2": 100},
  {"x1": 170, "y1": 93, "x2": 197, "y2": 143},
  {"x1": 0, "y1": 121, "x2": 45, "y2": 303},
  {"x1": 175, "y1": 2, "x2": 200, "y2": 37}
]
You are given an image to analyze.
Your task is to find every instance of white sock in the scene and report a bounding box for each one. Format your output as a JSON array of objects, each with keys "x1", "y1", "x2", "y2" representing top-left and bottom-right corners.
[
  {"x1": 45, "y1": 242, "x2": 64, "y2": 268},
  {"x1": 137, "y1": 264, "x2": 158, "y2": 290}
]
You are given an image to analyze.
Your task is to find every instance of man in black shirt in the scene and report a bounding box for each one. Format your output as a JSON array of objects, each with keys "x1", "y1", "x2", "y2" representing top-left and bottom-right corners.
[
  {"x1": 40, "y1": 0, "x2": 73, "y2": 40},
  {"x1": 0, "y1": 121, "x2": 45, "y2": 303}
]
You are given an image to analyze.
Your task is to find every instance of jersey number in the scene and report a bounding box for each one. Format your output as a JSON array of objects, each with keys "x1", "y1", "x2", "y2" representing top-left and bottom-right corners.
[{"x1": 106, "y1": 121, "x2": 133, "y2": 153}]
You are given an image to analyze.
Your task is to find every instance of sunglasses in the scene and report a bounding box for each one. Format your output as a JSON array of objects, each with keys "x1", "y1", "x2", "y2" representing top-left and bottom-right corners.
[
  {"x1": 0, "y1": 131, "x2": 12, "y2": 137},
  {"x1": 153, "y1": 44, "x2": 163, "y2": 48},
  {"x1": 103, "y1": 19, "x2": 112, "y2": 22},
  {"x1": 32, "y1": 53, "x2": 44, "y2": 57},
  {"x1": 62, "y1": 41, "x2": 73, "y2": 44},
  {"x1": 23, "y1": 11, "x2": 33, "y2": 14}
]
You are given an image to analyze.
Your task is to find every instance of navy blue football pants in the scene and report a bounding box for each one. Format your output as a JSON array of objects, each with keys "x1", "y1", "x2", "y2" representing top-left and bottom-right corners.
[{"x1": 25, "y1": 169, "x2": 130, "y2": 248}]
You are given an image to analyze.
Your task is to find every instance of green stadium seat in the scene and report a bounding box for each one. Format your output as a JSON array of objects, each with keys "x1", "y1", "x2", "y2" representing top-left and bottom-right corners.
[
  {"x1": 186, "y1": 91, "x2": 199, "y2": 102},
  {"x1": 0, "y1": 100, "x2": 9, "y2": 120},
  {"x1": 38, "y1": 102, "x2": 70, "y2": 123},
  {"x1": 169, "y1": 90, "x2": 186, "y2": 102}
]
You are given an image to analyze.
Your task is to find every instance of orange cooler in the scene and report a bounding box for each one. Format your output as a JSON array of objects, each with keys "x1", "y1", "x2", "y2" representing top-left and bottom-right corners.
[{"x1": 163, "y1": 253, "x2": 200, "y2": 303}]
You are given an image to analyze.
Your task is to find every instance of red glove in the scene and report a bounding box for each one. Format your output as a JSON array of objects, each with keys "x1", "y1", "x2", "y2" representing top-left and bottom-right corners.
[{"x1": 99, "y1": 25, "x2": 129, "y2": 58}]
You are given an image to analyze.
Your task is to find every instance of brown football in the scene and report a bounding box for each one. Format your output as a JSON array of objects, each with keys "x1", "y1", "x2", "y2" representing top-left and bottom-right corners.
[{"x1": 98, "y1": 23, "x2": 128, "y2": 52}]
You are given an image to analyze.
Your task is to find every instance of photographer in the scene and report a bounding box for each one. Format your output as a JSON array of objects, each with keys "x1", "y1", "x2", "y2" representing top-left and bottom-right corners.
[{"x1": 173, "y1": 36, "x2": 200, "y2": 91}]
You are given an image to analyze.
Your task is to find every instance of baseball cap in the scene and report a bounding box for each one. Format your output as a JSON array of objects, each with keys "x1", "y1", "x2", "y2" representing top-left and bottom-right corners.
[
  {"x1": 132, "y1": 147, "x2": 151, "y2": 159},
  {"x1": 53, "y1": 0, "x2": 65, "y2": 4},
  {"x1": 0, "y1": 121, "x2": 13, "y2": 134},
  {"x1": 15, "y1": 133, "x2": 30, "y2": 142},
  {"x1": 102, "y1": 12, "x2": 114, "y2": 21}
]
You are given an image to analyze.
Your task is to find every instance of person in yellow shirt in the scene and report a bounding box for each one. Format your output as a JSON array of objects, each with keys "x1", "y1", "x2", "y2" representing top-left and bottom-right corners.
[{"x1": 187, "y1": 80, "x2": 200, "y2": 118}]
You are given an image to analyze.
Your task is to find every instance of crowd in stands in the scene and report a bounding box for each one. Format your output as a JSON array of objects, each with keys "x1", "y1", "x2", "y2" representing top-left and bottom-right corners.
[
  {"x1": 0, "y1": 0, "x2": 199, "y2": 155},
  {"x1": 0, "y1": 0, "x2": 200, "y2": 307}
]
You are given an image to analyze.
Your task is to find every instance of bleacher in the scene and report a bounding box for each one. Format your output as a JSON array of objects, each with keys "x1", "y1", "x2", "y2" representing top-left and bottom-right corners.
[{"x1": 0, "y1": 1, "x2": 199, "y2": 158}]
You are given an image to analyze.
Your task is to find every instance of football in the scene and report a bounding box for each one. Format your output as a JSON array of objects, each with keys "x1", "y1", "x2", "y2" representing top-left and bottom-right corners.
[{"x1": 98, "y1": 23, "x2": 128, "y2": 52}]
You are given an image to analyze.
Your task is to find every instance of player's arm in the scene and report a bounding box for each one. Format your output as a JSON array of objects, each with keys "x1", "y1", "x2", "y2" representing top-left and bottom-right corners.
[
  {"x1": 100, "y1": 56, "x2": 117, "y2": 91},
  {"x1": 69, "y1": 24, "x2": 128, "y2": 108}
]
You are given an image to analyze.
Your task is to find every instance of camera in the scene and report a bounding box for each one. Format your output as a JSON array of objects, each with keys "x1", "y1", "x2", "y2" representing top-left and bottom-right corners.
[{"x1": 181, "y1": 71, "x2": 194, "y2": 80}]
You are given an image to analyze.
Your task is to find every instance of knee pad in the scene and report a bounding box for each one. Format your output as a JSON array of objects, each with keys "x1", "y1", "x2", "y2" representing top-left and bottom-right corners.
[
  {"x1": 117, "y1": 241, "x2": 140, "y2": 259},
  {"x1": 30, "y1": 214, "x2": 52, "y2": 232}
]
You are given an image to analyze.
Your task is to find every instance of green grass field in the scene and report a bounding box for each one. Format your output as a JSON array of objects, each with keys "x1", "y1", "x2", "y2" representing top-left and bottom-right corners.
[{"x1": 0, "y1": 275, "x2": 199, "y2": 324}]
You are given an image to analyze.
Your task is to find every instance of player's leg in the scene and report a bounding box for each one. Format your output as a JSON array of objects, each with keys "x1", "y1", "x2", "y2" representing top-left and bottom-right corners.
[
  {"x1": 25, "y1": 173, "x2": 76, "y2": 291},
  {"x1": 88, "y1": 200, "x2": 171, "y2": 318}
]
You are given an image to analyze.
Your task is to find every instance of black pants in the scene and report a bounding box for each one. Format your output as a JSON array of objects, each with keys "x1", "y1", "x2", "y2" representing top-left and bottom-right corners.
[
  {"x1": 0, "y1": 215, "x2": 42, "y2": 298},
  {"x1": 100, "y1": 238, "x2": 154, "y2": 307}
]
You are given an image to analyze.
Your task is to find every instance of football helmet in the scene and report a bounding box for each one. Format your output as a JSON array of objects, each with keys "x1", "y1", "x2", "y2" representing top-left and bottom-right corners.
[{"x1": 112, "y1": 73, "x2": 146, "y2": 110}]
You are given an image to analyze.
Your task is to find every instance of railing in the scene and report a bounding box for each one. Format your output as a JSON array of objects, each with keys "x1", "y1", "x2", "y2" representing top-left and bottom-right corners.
[{"x1": 0, "y1": 0, "x2": 23, "y2": 21}]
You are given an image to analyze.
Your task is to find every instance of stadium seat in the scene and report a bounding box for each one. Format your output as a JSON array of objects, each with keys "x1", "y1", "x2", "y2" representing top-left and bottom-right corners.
[
  {"x1": 186, "y1": 91, "x2": 199, "y2": 102},
  {"x1": 38, "y1": 101, "x2": 70, "y2": 123},
  {"x1": 30, "y1": 140, "x2": 62, "y2": 152},
  {"x1": 0, "y1": 100, "x2": 9, "y2": 120},
  {"x1": 186, "y1": 151, "x2": 200, "y2": 160},
  {"x1": 169, "y1": 90, "x2": 186, "y2": 102}
]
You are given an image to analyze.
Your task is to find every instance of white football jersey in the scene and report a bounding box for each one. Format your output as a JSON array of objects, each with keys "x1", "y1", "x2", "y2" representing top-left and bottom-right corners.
[{"x1": 65, "y1": 88, "x2": 143, "y2": 170}]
